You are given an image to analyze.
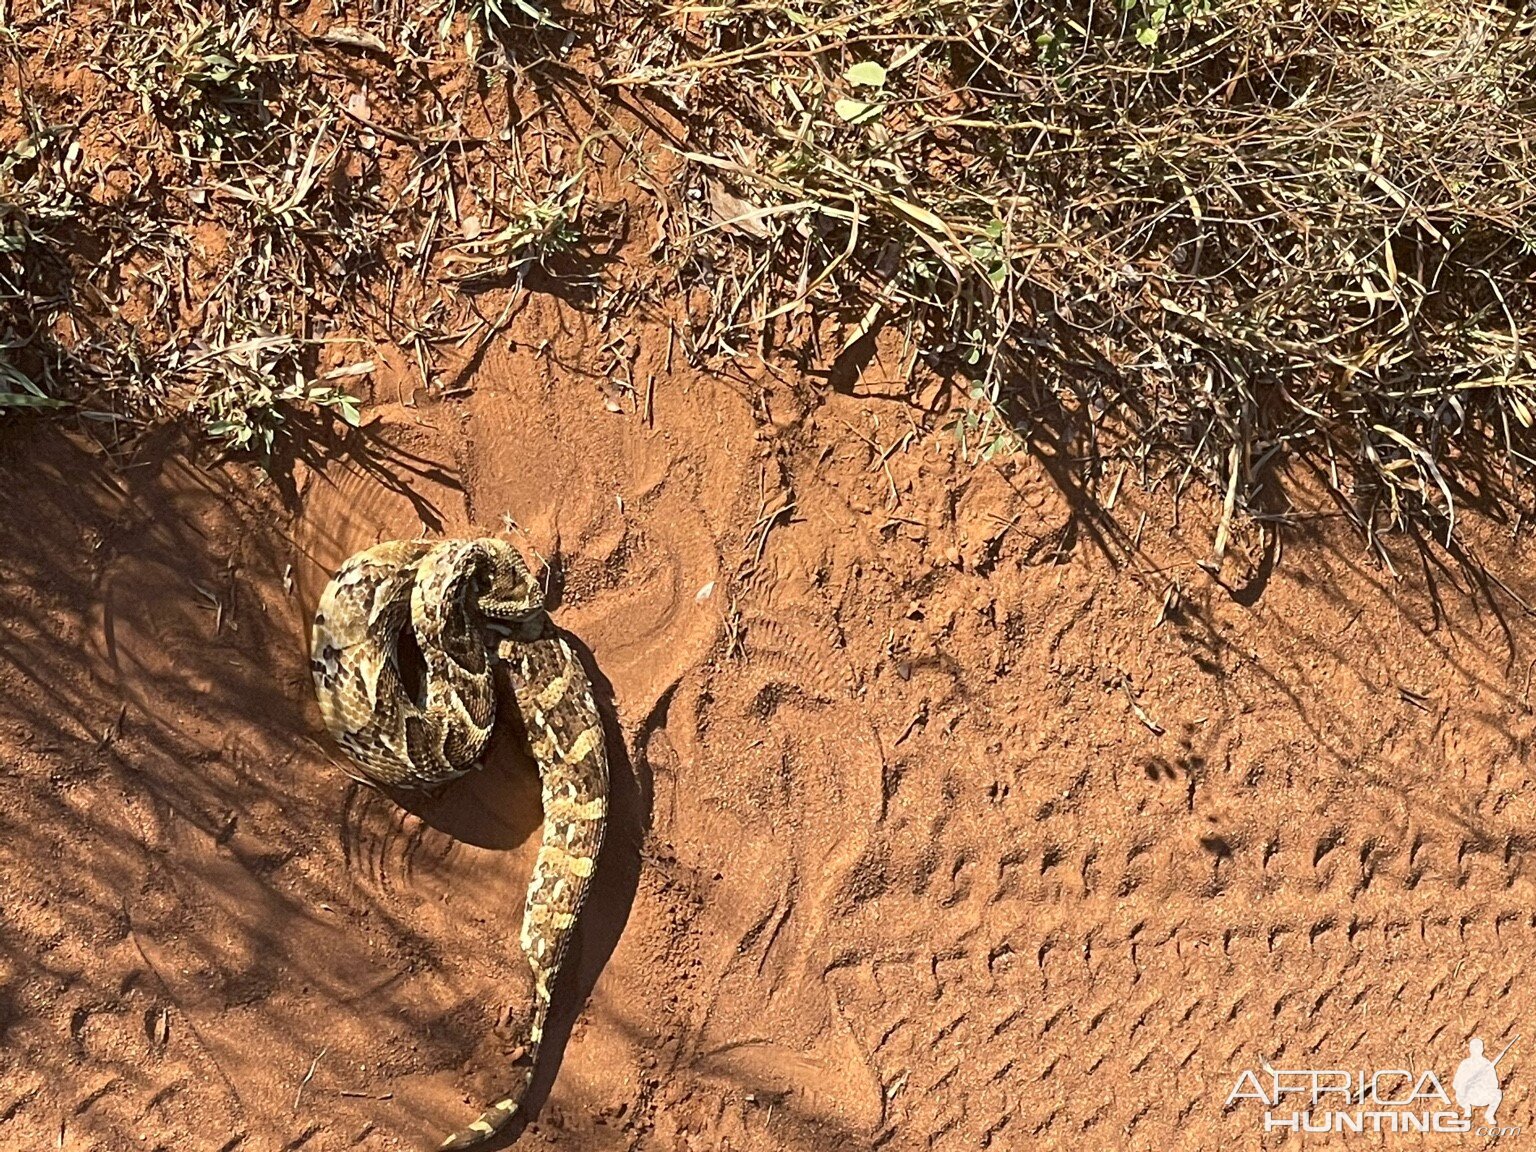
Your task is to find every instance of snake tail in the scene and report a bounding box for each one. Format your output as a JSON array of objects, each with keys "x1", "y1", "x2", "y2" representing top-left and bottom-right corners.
[{"x1": 435, "y1": 632, "x2": 609, "y2": 1150}]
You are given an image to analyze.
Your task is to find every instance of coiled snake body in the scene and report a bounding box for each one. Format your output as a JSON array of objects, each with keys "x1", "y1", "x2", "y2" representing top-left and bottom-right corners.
[{"x1": 311, "y1": 538, "x2": 608, "y2": 1149}]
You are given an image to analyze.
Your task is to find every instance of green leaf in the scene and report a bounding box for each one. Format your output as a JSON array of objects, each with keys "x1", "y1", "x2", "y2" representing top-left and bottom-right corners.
[
  {"x1": 0, "y1": 391, "x2": 68, "y2": 409},
  {"x1": 843, "y1": 61, "x2": 887, "y2": 88},
  {"x1": 834, "y1": 98, "x2": 882, "y2": 124}
]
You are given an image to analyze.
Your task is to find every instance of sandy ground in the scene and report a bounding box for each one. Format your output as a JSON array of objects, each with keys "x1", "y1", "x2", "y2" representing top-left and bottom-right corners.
[
  {"x1": 4, "y1": 265, "x2": 1536, "y2": 1152},
  {"x1": 4, "y1": 12, "x2": 1536, "y2": 1145}
]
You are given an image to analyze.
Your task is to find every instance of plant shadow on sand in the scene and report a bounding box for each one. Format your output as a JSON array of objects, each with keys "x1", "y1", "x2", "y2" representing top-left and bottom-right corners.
[{"x1": 0, "y1": 418, "x2": 653, "y2": 1148}]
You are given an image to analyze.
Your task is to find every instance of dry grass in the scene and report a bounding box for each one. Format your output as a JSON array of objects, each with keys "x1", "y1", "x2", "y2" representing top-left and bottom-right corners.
[
  {"x1": 605, "y1": 0, "x2": 1536, "y2": 548},
  {"x1": 0, "y1": 0, "x2": 581, "y2": 452},
  {"x1": 5, "y1": 0, "x2": 1536, "y2": 550}
]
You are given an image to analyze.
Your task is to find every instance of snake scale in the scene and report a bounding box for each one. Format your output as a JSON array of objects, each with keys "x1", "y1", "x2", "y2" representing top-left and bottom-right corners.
[{"x1": 311, "y1": 537, "x2": 608, "y2": 1149}]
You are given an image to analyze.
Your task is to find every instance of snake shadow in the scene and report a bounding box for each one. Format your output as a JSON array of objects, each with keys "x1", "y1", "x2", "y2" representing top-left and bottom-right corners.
[{"x1": 373, "y1": 627, "x2": 649, "y2": 1147}]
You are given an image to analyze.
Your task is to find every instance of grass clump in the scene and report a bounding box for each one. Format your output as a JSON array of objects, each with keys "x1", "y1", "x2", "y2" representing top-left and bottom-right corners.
[
  {"x1": 182, "y1": 333, "x2": 361, "y2": 454},
  {"x1": 611, "y1": 0, "x2": 1536, "y2": 545},
  {"x1": 442, "y1": 174, "x2": 586, "y2": 288},
  {"x1": 0, "y1": 128, "x2": 85, "y2": 411},
  {"x1": 121, "y1": 6, "x2": 285, "y2": 165},
  {"x1": 2, "y1": 0, "x2": 590, "y2": 456},
  {"x1": 8, "y1": 0, "x2": 1535, "y2": 556}
]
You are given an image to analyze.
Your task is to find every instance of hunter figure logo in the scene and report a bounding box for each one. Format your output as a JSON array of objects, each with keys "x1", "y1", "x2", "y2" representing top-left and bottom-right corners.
[
  {"x1": 1225, "y1": 1035, "x2": 1521, "y2": 1137},
  {"x1": 1454, "y1": 1038, "x2": 1514, "y2": 1126}
]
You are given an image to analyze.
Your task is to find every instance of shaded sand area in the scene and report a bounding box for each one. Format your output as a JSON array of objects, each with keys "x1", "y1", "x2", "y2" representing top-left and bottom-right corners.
[{"x1": 3, "y1": 296, "x2": 1535, "y2": 1149}]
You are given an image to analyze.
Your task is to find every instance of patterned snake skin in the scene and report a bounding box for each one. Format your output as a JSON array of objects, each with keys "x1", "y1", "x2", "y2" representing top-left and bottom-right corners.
[{"x1": 311, "y1": 537, "x2": 608, "y2": 1149}]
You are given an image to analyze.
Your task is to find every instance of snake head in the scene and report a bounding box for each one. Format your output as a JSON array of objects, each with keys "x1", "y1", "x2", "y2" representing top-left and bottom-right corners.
[
  {"x1": 473, "y1": 538, "x2": 546, "y2": 622},
  {"x1": 310, "y1": 638, "x2": 344, "y2": 682}
]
